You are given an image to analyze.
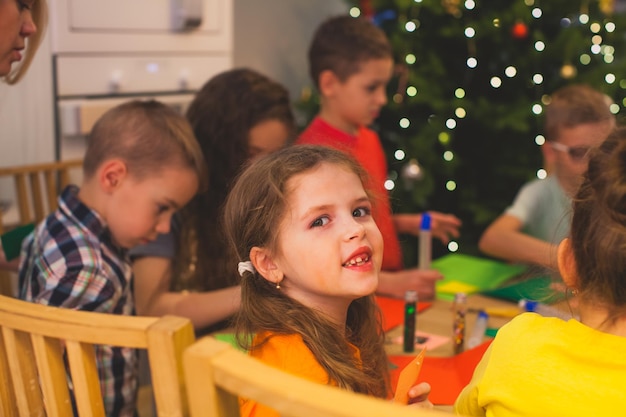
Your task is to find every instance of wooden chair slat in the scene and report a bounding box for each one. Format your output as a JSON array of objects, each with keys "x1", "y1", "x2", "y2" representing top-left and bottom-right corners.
[
  {"x1": 65, "y1": 340, "x2": 105, "y2": 417},
  {"x1": 31, "y1": 334, "x2": 75, "y2": 417},
  {"x1": 1, "y1": 328, "x2": 44, "y2": 417},
  {"x1": 0, "y1": 295, "x2": 194, "y2": 417}
]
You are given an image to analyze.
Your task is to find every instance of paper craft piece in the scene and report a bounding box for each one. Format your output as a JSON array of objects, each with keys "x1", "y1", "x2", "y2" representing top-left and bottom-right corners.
[
  {"x1": 481, "y1": 275, "x2": 557, "y2": 303},
  {"x1": 213, "y1": 333, "x2": 247, "y2": 351},
  {"x1": 388, "y1": 340, "x2": 493, "y2": 405},
  {"x1": 393, "y1": 347, "x2": 426, "y2": 404},
  {"x1": 1, "y1": 223, "x2": 34, "y2": 261},
  {"x1": 433, "y1": 254, "x2": 527, "y2": 300},
  {"x1": 375, "y1": 296, "x2": 432, "y2": 332},
  {"x1": 437, "y1": 281, "x2": 478, "y2": 296},
  {"x1": 390, "y1": 331, "x2": 450, "y2": 352}
]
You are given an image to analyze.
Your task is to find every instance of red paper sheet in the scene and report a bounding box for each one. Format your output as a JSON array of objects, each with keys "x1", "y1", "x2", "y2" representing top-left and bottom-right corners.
[
  {"x1": 375, "y1": 296, "x2": 432, "y2": 332},
  {"x1": 388, "y1": 340, "x2": 492, "y2": 405}
]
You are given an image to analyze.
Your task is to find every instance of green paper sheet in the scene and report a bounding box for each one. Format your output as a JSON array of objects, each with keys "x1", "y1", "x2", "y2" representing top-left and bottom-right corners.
[
  {"x1": 213, "y1": 333, "x2": 249, "y2": 351},
  {"x1": 481, "y1": 275, "x2": 559, "y2": 303},
  {"x1": 433, "y1": 254, "x2": 527, "y2": 301},
  {"x1": 1, "y1": 223, "x2": 34, "y2": 261}
]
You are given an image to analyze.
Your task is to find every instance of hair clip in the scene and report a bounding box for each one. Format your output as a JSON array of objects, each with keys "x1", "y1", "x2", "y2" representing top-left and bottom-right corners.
[{"x1": 238, "y1": 261, "x2": 256, "y2": 277}]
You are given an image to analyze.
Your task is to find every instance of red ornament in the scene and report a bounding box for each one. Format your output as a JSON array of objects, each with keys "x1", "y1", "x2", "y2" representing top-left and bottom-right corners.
[{"x1": 511, "y1": 21, "x2": 529, "y2": 39}]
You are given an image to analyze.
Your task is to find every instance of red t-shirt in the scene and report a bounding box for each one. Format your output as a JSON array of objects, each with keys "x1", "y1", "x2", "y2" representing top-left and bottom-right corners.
[{"x1": 297, "y1": 117, "x2": 403, "y2": 271}]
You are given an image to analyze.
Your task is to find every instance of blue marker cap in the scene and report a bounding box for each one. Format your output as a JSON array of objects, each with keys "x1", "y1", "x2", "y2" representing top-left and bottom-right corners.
[
  {"x1": 519, "y1": 299, "x2": 538, "y2": 312},
  {"x1": 477, "y1": 310, "x2": 489, "y2": 320},
  {"x1": 420, "y1": 213, "x2": 431, "y2": 231}
]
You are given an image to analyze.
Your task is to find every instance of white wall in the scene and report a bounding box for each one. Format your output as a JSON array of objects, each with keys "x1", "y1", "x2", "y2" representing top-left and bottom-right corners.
[
  {"x1": 233, "y1": 0, "x2": 347, "y2": 101},
  {"x1": 0, "y1": 34, "x2": 55, "y2": 167}
]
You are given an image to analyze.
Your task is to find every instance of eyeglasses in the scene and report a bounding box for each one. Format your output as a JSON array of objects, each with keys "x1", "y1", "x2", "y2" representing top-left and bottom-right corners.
[{"x1": 548, "y1": 142, "x2": 591, "y2": 162}]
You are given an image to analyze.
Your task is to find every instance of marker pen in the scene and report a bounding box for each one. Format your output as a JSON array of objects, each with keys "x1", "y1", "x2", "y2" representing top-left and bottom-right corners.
[
  {"x1": 403, "y1": 290, "x2": 418, "y2": 353},
  {"x1": 418, "y1": 213, "x2": 432, "y2": 270}
]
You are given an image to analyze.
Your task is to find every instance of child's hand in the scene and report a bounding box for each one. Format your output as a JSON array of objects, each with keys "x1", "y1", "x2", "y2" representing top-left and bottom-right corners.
[
  {"x1": 0, "y1": 244, "x2": 19, "y2": 272},
  {"x1": 377, "y1": 268, "x2": 443, "y2": 300},
  {"x1": 407, "y1": 382, "x2": 433, "y2": 409},
  {"x1": 394, "y1": 212, "x2": 462, "y2": 244},
  {"x1": 427, "y1": 211, "x2": 462, "y2": 244}
]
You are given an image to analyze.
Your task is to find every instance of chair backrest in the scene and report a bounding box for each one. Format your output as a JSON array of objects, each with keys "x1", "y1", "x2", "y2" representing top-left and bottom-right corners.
[
  {"x1": 0, "y1": 159, "x2": 83, "y2": 234},
  {"x1": 0, "y1": 294, "x2": 195, "y2": 417},
  {"x1": 0, "y1": 159, "x2": 83, "y2": 296},
  {"x1": 184, "y1": 337, "x2": 456, "y2": 417}
]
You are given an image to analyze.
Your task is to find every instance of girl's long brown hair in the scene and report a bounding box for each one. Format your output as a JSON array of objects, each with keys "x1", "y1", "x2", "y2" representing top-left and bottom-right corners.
[
  {"x1": 171, "y1": 68, "x2": 295, "y2": 293},
  {"x1": 223, "y1": 145, "x2": 390, "y2": 398}
]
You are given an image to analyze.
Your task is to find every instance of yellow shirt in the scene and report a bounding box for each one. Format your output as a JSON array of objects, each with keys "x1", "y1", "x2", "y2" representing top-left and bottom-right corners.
[
  {"x1": 454, "y1": 313, "x2": 626, "y2": 417},
  {"x1": 240, "y1": 332, "x2": 347, "y2": 417}
]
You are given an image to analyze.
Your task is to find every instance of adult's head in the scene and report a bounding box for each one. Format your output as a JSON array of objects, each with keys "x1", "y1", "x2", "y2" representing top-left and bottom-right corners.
[
  {"x1": 542, "y1": 84, "x2": 615, "y2": 196},
  {"x1": 0, "y1": 0, "x2": 47, "y2": 83}
]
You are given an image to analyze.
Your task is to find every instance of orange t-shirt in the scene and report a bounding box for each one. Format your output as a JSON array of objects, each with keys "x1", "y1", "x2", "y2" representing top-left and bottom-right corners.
[
  {"x1": 297, "y1": 117, "x2": 403, "y2": 271},
  {"x1": 240, "y1": 332, "x2": 357, "y2": 417}
]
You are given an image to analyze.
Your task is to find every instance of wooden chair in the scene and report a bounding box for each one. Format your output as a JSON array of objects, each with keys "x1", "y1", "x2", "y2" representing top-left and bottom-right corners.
[
  {"x1": 0, "y1": 294, "x2": 195, "y2": 417},
  {"x1": 184, "y1": 337, "x2": 456, "y2": 417},
  {"x1": 0, "y1": 159, "x2": 83, "y2": 234},
  {"x1": 0, "y1": 159, "x2": 82, "y2": 296}
]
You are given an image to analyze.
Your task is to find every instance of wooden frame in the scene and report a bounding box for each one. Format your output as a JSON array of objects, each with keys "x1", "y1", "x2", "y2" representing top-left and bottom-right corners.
[
  {"x1": 0, "y1": 159, "x2": 83, "y2": 234},
  {"x1": 184, "y1": 337, "x2": 457, "y2": 417},
  {"x1": 0, "y1": 159, "x2": 83, "y2": 296},
  {"x1": 0, "y1": 294, "x2": 194, "y2": 417}
]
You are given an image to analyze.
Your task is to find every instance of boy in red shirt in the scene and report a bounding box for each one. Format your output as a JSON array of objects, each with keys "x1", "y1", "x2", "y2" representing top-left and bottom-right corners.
[{"x1": 297, "y1": 15, "x2": 461, "y2": 299}]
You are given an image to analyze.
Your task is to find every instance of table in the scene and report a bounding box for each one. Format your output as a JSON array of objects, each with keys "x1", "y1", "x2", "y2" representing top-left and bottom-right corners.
[{"x1": 383, "y1": 294, "x2": 520, "y2": 357}]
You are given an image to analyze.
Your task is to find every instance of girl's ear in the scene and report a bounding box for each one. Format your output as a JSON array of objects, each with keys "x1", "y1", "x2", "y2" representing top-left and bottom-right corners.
[
  {"x1": 557, "y1": 238, "x2": 579, "y2": 289},
  {"x1": 319, "y1": 69, "x2": 340, "y2": 98},
  {"x1": 250, "y1": 246, "x2": 284, "y2": 286},
  {"x1": 99, "y1": 159, "x2": 128, "y2": 193}
]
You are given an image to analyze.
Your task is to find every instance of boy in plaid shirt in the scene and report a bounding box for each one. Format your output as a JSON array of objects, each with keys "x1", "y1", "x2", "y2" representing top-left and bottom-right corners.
[{"x1": 18, "y1": 100, "x2": 205, "y2": 416}]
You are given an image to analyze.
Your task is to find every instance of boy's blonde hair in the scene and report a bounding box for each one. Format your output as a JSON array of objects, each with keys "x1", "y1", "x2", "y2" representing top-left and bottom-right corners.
[
  {"x1": 308, "y1": 15, "x2": 392, "y2": 89},
  {"x1": 544, "y1": 84, "x2": 614, "y2": 142},
  {"x1": 83, "y1": 100, "x2": 206, "y2": 190},
  {"x1": 5, "y1": 0, "x2": 48, "y2": 85}
]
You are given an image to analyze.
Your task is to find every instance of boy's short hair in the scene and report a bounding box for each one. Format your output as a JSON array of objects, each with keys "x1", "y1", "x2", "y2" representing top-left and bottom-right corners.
[
  {"x1": 545, "y1": 84, "x2": 614, "y2": 142},
  {"x1": 308, "y1": 15, "x2": 392, "y2": 89},
  {"x1": 83, "y1": 100, "x2": 206, "y2": 190}
]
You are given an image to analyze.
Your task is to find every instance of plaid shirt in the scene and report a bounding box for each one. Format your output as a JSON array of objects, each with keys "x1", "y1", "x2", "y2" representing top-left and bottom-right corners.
[{"x1": 19, "y1": 185, "x2": 137, "y2": 417}]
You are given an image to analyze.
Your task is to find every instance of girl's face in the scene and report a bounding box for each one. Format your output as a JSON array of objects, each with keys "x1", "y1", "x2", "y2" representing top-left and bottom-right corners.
[
  {"x1": 269, "y1": 162, "x2": 383, "y2": 323},
  {"x1": 247, "y1": 119, "x2": 291, "y2": 162},
  {"x1": 0, "y1": 0, "x2": 37, "y2": 77}
]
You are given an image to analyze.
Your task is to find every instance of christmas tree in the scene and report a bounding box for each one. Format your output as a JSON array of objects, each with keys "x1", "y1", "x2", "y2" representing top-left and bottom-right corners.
[{"x1": 314, "y1": 0, "x2": 626, "y2": 262}]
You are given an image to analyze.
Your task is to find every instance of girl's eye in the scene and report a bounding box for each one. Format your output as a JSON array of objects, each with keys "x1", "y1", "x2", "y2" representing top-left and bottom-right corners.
[
  {"x1": 157, "y1": 205, "x2": 170, "y2": 214},
  {"x1": 17, "y1": 0, "x2": 32, "y2": 11},
  {"x1": 311, "y1": 216, "x2": 330, "y2": 228},
  {"x1": 353, "y1": 207, "x2": 370, "y2": 218}
]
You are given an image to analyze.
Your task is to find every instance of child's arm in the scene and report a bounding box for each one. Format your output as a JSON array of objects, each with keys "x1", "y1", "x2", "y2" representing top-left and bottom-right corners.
[
  {"x1": 132, "y1": 256, "x2": 241, "y2": 329},
  {"x1": 478, "y1": 214, "x2": 557, "y2": 270},
  {"x1": 376, "y1": 269, "x2": 443, "y2": 299},
  {"x1": 394, "y1": 212, "x2": 461, "y2": 244}
]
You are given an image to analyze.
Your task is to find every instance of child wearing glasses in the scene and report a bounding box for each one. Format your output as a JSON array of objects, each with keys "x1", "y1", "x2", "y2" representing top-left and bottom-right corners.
[
  {"x1": 479, "y1": 84, "x2": 614, "y2": 270},
  {"x1": 455, "y1": 127, "x2": 626, "y2": 417}
]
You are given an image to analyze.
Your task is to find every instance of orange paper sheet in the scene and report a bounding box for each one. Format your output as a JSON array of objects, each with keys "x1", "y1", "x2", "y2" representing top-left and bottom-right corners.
[
  {"x1": 388, "y1": 340, "x2": 492, "y2": 405},
  {"x1": 375, "y1": 296, "x2": 432, "y2": 332},
  {"x1": 393, "y1": 347, "x2": 426, "y2": 404}
]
